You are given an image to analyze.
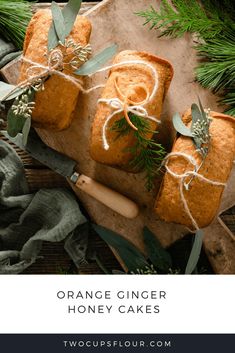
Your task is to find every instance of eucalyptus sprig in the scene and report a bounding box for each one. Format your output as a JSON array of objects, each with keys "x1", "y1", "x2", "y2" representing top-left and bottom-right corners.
[
  {"x1": 111, "y1": 113, "x2": 166, "y2": 191},
  {"x1": 48, "y1": 0, "x2": 117, "y2": 76},
  {"x1": 1, "y1": 0, "x2": 117, "y2": 145},
  {"x1": 173, "y1": 99, "x2": 212, "y2": 158},
  {"x1": 7, "y1": 89, "x2": 34, "y2": 144},
  {"x1": 48, "y1": 0, "x2": 82, "y2": 51},
  {"x1": 92, "y1": 224, "x2": 204, "y2": 275}
]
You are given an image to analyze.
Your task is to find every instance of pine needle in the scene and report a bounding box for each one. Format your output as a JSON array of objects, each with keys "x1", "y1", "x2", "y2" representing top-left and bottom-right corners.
[
  {"x1": 222, "y1": 91, "x2": 235, "y2": 116},
  {"x1": 196, "y1": 37, "x2": 235, "y2": 92},
  {"x1": 111, "y1": 114, "x2": 166, "y2": 191},
  {"x1": 136, "y1": 0, "x2": 235, "y2": 115},
  {"x1": 136, "y1": 0, "x2": 233, "y2": 40},
  {"x1": 0, "y1": 0, "x2": 33, "y2": 49}
]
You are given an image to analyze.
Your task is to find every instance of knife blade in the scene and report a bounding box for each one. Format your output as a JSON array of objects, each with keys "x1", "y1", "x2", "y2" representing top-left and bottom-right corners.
[
  {"x1": 1, "y1": 129, "x2": 139, "y2": 219},
  {"x1": 3, "y1": 129, "x2": 77, "y2": 179}
]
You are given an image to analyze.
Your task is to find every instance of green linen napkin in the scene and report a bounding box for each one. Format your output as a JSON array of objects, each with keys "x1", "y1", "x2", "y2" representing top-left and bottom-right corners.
[
  {"x1": 0, "y1": 139, "x2": 88, "y2": 274},
  {"x1": 0, "y1": 38, "x2": 21, "y2": 69}
]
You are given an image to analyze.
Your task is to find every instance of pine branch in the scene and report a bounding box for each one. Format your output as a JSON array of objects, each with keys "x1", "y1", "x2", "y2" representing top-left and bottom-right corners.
[
  {"x1": 136, "y1": 0, "x2": 233, "y2": 40},
  {"x1": 196, "y1": 38, "x2": 235, "y2": 91},
  {"x1": 222, "y1": 91, "x2": 235, "y2": 116},
  {"x1": 0, "y1": 0, "x2": 32, "y2": 49},
  {"x1": 111, "y1": 114, "x2": 165, "y2": 191},
  {"x1": 137, "y1": 0, "x2": 235, "y2": 115}
]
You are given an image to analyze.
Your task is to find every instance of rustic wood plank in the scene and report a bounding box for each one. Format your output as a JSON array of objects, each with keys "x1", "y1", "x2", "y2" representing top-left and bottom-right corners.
[
  {"x1": 23, "y1": 231, "x2": 122, "y2": 274},
  {"x1": 0, "y1": 58, "x2": 20, "y2": 84},
  {"x1": 0, "y1": 134, "x2": 42, "y2": 166},
  {"x1": 220, "y1": 206, "x2": 235, "y2": 235},
  {"x1": 25, "y1": 169, "x2": 68, "y2": 191},
  {"x1": 204, "y1": 219, "x2": 235, "y2": 274}
]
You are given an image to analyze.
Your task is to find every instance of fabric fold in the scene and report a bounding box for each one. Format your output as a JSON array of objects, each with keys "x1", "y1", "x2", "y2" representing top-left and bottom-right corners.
[{"x1": 0, "y1": 139, "x2": 87, "y2": 274}]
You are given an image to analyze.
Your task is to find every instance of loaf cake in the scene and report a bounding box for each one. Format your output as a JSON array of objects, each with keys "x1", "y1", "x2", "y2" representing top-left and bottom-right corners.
[
  {"x1": 90, "y1": 50, "x2": 173, "y2": 170},
  {"x1": 155, "y1": 109, "x2": 235, "y2": 229},
  {"x1": 19, "y1": 9, "x2": 92, "y2": 131}
]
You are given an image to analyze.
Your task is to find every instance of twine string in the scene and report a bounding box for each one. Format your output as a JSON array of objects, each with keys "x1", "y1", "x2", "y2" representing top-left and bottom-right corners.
[
  {"x1": 96, "y1": 60, "x2": 160, "y2": 150},
  {"x1": 162, "y1": 152, "x2": 226, "y2": 230},
  {"x1": 0, "y1": 48, "x2": 105, "y2": 103},
  {"x1": 1, "y1": 51, "x2": 161, "y2": 152}
]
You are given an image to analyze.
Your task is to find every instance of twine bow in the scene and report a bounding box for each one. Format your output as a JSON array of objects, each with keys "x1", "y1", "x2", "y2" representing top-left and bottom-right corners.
[
  {"x1": 0, "y1": 48, "x2": 88, "y2": 104},
  {"x1": 97, "y1": 61, "x2": 160, "y2": 151},
  {"x1": 25, "y1": 49, "x2": 64, "y2": 83}
]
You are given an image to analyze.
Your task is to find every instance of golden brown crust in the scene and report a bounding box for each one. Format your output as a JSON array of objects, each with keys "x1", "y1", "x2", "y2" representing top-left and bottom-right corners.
[
  {"x1": 19, "y1": 9, "x2": 92, "y2": 131},
  {"x1": 155, "y1": 110, "x2": 235, "y2": 229},
  {"x1": 90, "y1": 50, "x2": 173, "y2": 170}
]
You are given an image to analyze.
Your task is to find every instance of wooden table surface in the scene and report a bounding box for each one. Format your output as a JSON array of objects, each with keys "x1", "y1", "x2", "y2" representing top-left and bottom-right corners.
[{"x1": 0, "y1": 1, "x2": 234, "y2": 274}]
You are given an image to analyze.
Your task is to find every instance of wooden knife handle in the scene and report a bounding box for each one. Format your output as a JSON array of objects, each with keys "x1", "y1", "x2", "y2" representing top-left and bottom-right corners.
[{"x1": 72, "y1": 174, "x2": 139, "y2": 219}]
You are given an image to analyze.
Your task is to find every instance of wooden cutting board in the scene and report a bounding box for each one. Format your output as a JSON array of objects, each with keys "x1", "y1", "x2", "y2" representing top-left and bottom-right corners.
[{"x1": 2, "y1": 0, "x2": 235, "y2": 273}]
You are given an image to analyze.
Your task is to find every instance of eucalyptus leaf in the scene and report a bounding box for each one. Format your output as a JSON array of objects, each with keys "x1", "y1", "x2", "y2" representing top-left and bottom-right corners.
[
  {"x1": 0, "y1": 82, "x2": 26, "y2": 102},
  {"x1": 48, "y1": 0, "x2": 82, "y2": 51},
  {"x1": 185, "y1": 229, "x2": 204, "y2": 274},
  {"x1": 173, "y1": 112, "x2": 193, "y2": 137},
  {"x1": 63, "y1": 0, "x2": 82, "y2": 37},
  {"x1": 5, "y1": 87, "x2": 28, "y2": 101},
  {"x1": 22, "y1": 118, "x2": 31, "y2": 146},
  {"x1": 198, "y1": 97, "x2": 207, "y2": 122},
  {"x1": 143, "y1": 227, "x2": 172, "y2": 272},
  {"x1": 7, "y1": 109, "x2": 26, "y2": 138},
  {"x1": 0, "y1": 82, "x2": 16, "y2": 100},
  {"x1": 5, "y1": 87, "x2": 27, "y2": 102},
  {"x1": 75, "y1": 44, "x2": 118, "y2": 76},
  {"x1": 51, "y1": 1, "x2": 66, "y2": 44},
  {"x1": 48, "y1": 24, "x2": 59, "y2": 51},
  {"x1": 92, "y1": 224, "x2": 149, "y2": 272},
  {"x1": 191, "y1": 103, "x2": 202, "y2": 127}
]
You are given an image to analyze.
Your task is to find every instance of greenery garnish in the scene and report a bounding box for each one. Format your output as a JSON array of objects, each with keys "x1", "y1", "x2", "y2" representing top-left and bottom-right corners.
[
  {"x1": 131, "y1": 265, "x2": 158, "y2": 275},
  {"x1": 48, "y1": 0, "x2": 82, "y2": 51},
  {"x1": 59, "y1": 38, "x2": 92, "y2": 70},
  {"x1": 173, "y1": 99, "x2": 212, "y2": 158},
  {"x1": 137, "y1": 0, "x2": 235, "y2": 115},
  {"x1": 143, "y1": 227, "x2": 172, "y2": 272},
  {"x1": 7, "y1": 89, "x2": 34, "y2": 143},
  {"x1": 92, "y1": 224, "x2": 203, "y2": 275},
  {"x1": 51, "y1": 1, "x2": 66, "y2": 45},
  {"x1": 111, "y1": 113, "x2": 165, "y2": 191},
  {"x1": 92, "y1": 224, "x2": 149, "y2": 273},
  {"x1": 0, "y1": 0, "x2": 32, "y2": 49},
  {"x1": 136, "y1": 0, "x2": 235, "y2": 40},
  {"x1": 172, "y1": 112, "x2": 193, "y2": 138},
  {"x1": 48, "y1": 0, "x2": 117, "y2": 76},
  {"x1": 0, "y1": 82, "x2": 26, "y2": 102},
  {"x1": 185, "y1": 229, "x2": 204, "y2": 274},
  {"x1": 1, "y1": 0, "x2": 117, "y2": 145},
  {"x1": 196, "y1": 37, "x2": 235, "y2": 115},
  {"x1": 74, "y1": 44, "x2": 118, "y2": 76}
]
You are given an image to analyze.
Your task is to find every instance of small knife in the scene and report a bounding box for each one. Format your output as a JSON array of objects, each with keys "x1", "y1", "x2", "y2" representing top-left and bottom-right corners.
[{"x1": 1, "y1": 129, "x2": 139, "y2": 219}]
